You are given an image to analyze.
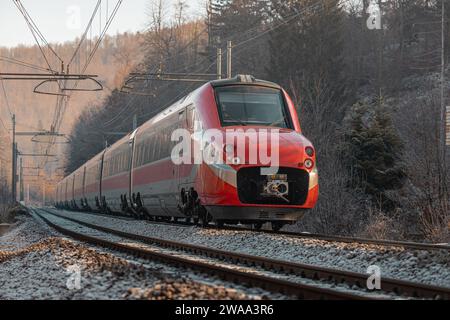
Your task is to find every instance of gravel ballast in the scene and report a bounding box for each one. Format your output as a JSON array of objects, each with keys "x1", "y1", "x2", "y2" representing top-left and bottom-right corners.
[
  {"x1": 47, "y1": 208, "x2": 450, "y2": 288},
  {"x1": 0, "y1": 213, "x2": 276, "y2": 300}
]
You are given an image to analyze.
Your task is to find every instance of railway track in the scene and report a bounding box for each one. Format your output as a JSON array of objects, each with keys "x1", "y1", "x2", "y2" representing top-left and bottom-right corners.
[
  {"x1": 31, "y1": 208, "x2": 368, "y2": 300},
  {"x1": 34, "y1": 207, "x2": 450, "y2": 300},
  {"x1": 50, "y1": 207, "x2": 450, "y2": 251},
  {"x1": 215, "y1": 225, "x2": 450, "y2": 252}
]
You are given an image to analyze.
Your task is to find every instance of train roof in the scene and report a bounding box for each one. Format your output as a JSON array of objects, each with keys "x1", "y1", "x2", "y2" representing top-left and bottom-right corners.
[
  {"x1": 139, "y1": 75, "x2": 281, "y2": 131},
  {"x1": 210, "y1": 75, "x2": 281, "y2": 90}
]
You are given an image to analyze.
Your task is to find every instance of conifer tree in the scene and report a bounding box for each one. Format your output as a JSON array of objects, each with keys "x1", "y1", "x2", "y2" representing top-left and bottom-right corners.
[{"x1": 346, "y1": 102, "x2": 406, "y2": 210}]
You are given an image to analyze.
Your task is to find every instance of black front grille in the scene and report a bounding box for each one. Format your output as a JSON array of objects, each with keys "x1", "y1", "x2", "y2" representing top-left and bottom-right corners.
[{"x1": 237, "y1": 167, "x2": 309, "y2": 205}]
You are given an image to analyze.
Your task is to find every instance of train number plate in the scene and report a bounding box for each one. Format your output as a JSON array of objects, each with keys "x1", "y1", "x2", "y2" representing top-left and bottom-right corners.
[{"x1": 267, "y1": 174, "x2": 287, "y2": 181}]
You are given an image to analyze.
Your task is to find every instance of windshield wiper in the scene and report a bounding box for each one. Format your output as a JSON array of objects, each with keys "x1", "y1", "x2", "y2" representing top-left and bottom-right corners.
[
  {"x1": 269, "y1": 118, "x2": 286, "y2": 127},
  {"x1": 223, "y1": 112, "x2": 247, "y2": 126}
]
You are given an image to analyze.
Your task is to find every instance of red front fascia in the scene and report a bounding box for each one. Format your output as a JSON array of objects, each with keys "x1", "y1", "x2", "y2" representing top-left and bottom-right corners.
[
  {"x1": 193, "y1": 84, "x2": 318, "y2": 210},
  {"x1": 197, "y1": 164, "x2": 318, "y2": 209}
]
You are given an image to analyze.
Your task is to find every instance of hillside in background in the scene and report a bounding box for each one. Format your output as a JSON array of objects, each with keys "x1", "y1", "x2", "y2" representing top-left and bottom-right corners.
[{"x1": 0, "y1": 31, "x2": 145, "y2": 197}]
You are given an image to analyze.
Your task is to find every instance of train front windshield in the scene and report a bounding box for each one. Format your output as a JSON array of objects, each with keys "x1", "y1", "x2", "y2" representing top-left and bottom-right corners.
[{"x1": 215, "y1": 86, "x2": 293, "y2": 128}]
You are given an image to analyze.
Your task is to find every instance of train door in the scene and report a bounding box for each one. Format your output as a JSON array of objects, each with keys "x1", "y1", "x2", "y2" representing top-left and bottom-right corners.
[
  {"x1": 169, "y1": 108, "x2": 188, "y2": 216},
  {"x1": 176, "y1": 104, "x2": 196, "y2": 200},
  {"x1": 128, "y1": 129, "x2": 138, "y2": 207}
]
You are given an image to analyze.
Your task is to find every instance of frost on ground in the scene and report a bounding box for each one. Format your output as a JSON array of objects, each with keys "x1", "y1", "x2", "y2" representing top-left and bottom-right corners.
[
  {"x1": 0, "y1": 214, "x2": 268, "y2": 300},
  {"x1": 50, "y1": 209, "x2": 450, "y2": 288}
]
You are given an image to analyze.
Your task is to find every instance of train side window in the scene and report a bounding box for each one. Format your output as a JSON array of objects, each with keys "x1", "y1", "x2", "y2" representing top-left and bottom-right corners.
[
  {"x1": 153, "y1": 134, "x2": 159, "y2": 161},
  {"x1": 138, "y1": 143, "x2": 143, "y2": 166},
  {"x1": 186, "y1": 105, "x2": 195, "y2": 131},
  {"x1": 146, "y1": 138, "x2": 151, "y2": 163},
  {"x1": 151, "y1": 135, "x2": 156, "y2": 162},
  {"x1": 136, "y1": 144, "x2": 141, "y2": 166},
  {"x1": 110, "y1": 158, "x2": 114, "y2": 175},
  {"x1": 159, "y1": 131, "x2": 164, "y2": 160},
  {"x1": 134, "y1": 145, "x2": 139, "y2": 167},
  {"x1": 163, "y1": 130, "x2": 167, "y2": 159}
]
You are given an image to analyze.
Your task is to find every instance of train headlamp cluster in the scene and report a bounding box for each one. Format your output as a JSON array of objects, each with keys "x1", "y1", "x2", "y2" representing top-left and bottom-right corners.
[
  {"x1": 305, "y1": 146, "x2": 314, "y2": 157},
  {"x1": 231, "y1": 157, "x2": 241, "y2": 165},
  {"x1": 304, "y1": 159, "x2": 314, "y2": 169},
  {"x1": 224, "y1": 144, "x2": 235, "y2": 155}
]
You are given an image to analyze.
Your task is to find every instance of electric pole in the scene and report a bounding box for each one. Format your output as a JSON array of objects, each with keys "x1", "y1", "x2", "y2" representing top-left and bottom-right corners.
[
  {"x1": 227, "y1": 41, "x2": 232, "y2": 79},
  {"x1": 11, "y1": 114, "x2": 16, "y2": 203},
  {"x1": 441, "y1": 0, "x2": 448, "y2": 197},
  {"x1": 217, "y1": 47, "x2": 222, "y2": 80},
  {"x1": 42, "y1": 180, "x2": 46, "y2": 206},
  {"x1": 441, "y1": 0, "x2": 446, "y2": 155},
  {"x1": 26, "y1": 184, "x2": 30, "y2": 205},
  {"x1": 19, "y1": 157, "x2": 24, "y2": 202}
]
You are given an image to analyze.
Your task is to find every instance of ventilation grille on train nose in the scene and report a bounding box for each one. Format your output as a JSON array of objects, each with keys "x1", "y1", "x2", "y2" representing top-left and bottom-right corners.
[{"x1": 237, "y1": 167, "x2": 309, "y2": 205}]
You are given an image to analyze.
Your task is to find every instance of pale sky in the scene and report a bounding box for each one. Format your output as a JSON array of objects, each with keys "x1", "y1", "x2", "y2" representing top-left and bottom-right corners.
[{"x1": 0, "y1": 0, "x2": 204, "y2": 48}]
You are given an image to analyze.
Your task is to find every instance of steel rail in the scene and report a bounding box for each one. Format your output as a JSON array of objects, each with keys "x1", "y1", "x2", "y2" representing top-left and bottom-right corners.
[
  {"x1": 39, "y1": 208, "x2": 450, "y2": 300},
  {"x1": 55, "y1": 207, "x2": 450, "y2": 251},
  {"x1": 31, "y1": 208, "x2": 370, "y2": 300},
  {"x1": 214, "y1": 225, "x2": 450, "y2": 252}
]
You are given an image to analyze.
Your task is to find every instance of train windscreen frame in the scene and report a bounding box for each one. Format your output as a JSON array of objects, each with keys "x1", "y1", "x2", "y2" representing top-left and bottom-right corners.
[{"x1": 215, "y1": 85, "x2": 294, "y2": 129}]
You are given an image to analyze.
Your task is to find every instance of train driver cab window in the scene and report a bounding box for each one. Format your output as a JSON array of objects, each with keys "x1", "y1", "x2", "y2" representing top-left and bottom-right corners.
[{"x1": 215, "y1": 86, "x2": 293, "y2": 129}]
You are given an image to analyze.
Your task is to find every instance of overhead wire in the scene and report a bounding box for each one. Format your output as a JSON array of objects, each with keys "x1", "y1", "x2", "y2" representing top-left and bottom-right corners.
[
  {"x1": 13, "y1": 0, "x2": 62, "y2": 73},
  {"x1": 67, "y1": 0, "x2": 102, "y2": 71},
  {"x1": 0, "y1": 56, "x2": 51, "y2": 72}
]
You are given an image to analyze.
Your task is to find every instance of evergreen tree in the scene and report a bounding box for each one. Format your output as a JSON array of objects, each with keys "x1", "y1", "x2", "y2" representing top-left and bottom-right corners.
[{"x1": 346, "y1": 102, "x2": 406, "y2": 210}]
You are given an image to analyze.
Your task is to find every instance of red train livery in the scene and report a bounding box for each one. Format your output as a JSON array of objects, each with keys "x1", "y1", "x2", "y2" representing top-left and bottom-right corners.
[{"x1": 55, "y1": 75, "x2": 319, "y2": 230}]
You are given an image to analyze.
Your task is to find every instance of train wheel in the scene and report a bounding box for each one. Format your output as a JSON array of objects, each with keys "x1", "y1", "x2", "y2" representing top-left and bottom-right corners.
[
  {"x1": 216, "y1": 220, "x2": 225, "y2": 228},
  {"x1": 200, "y1": 217, "x2": 208, "y2": 227},
  {"x1": 254, "y1": 222, "x2": 263, "y2": 231},
  {"x1": 271, "y1": 222, "x2": 284, "y2": 232},
  {"x1": 199, "y1": 211, "x2": 211, "y2": 228}
]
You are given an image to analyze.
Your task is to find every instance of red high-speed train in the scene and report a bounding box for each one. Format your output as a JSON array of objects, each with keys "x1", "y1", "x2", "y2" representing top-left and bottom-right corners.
[{"x1": 55, "y1": 75, "x2": 319, "y2": 230}]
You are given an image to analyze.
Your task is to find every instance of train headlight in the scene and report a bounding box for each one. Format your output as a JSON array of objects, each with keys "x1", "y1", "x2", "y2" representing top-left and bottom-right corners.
[
  {"x1": 231, "y1": 157, "x2": 241, "y2": 165},
  {"x1": 305, "y1": 146, "x2": 314, "y2": 157},
  {"x1": 304, "y1": 159, "x2": 314, "y2": 169},
  {"x1": 224, "y1": 144, "x2": 234, "y2": 155}
]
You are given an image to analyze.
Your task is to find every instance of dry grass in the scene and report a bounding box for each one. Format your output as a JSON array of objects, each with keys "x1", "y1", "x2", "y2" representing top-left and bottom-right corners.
[
  {"x1": 358, "y1": 208, "x2": 402, "y2": 240},
  {"x1": 0, "y1": 203, "x2": 20, "y2": 223}
]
